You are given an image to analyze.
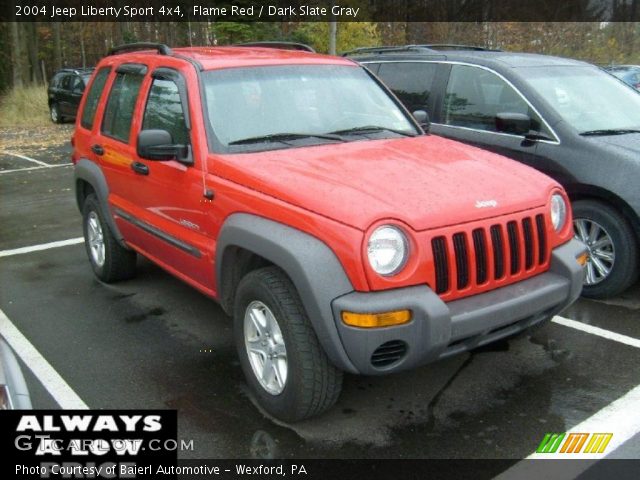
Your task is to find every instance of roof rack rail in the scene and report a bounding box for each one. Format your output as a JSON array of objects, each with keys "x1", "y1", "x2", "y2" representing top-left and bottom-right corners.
[
  {"x1": 235, "y1": 41, "x2": 315, "y2": 53},
  {"x1": 109, "y1": 43, "x2": 173, "y2": 56},
  {"x1": 341, "y1": 45, "x2": 437, "y2": 56},
  {"x1": 60, "y1": 67, "x2": 95, "y2": 73},
  {"x1": 413, "y1": 44, "x2": 502, "y2": 52},
  {"x1": 342, "y1": 44, "x2": 502, "y2": 57}
]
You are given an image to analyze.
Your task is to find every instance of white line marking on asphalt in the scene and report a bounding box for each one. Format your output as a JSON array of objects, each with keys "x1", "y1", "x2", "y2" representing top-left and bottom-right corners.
[
  {"x1": 0, "y1": 163, "x2": 72, "y2": 174},
  {"x1": 1, "y1": 150, "x2": 50, "y2": 167},
  {"x1": 0, "y1": 237, "x2": 84, "y2": 258},
  {"x1": 552, "y1": 315, "x2": 640, "y2": 349},
  {"x1": 0, "y1": 308, "x2": 89, "y2": 409}
]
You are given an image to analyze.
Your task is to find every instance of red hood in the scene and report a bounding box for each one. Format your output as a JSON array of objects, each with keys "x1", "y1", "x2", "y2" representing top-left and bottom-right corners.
[{"x1": 212, "y1": 135, "x2": 558, "y2": 231}]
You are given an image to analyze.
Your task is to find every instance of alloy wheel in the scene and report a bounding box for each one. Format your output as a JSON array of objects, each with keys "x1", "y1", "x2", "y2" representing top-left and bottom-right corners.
[
  {"x1": 574, "y1": 218, "x2": 615, "y2": 285},
  {"x1": 87, "y1": 211, "x2": 105, "y2": 267},
  {"x1": 244, "y1": 300, "x2": 288, "y2": 395}
]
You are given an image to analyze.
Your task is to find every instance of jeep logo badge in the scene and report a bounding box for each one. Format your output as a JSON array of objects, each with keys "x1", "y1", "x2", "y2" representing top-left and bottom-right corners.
[{"x1": 475, "y1": 200, "x2": 498, "y2": 208}]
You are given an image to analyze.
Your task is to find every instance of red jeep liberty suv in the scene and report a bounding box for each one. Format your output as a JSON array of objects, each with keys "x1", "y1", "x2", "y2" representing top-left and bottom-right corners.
[{"x1": 72, "y1": 43, "x2": 586, "y2": 422}]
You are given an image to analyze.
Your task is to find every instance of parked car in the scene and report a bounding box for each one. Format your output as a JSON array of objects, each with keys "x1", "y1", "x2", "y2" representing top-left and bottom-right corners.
[
  {"x1": 349, "y1": 45, "x2": 640, "y2": 298},
  {"x1": 48, "y1": 68, "x2": 95, "y2": 123},
  {"x1": 0, "y1": 336, "x2": 32, "y2": 409},
  {"x1": 604, "y1": 65, "x2": 640, "y2": 90},
  {"x1": 72, "y1": 42, "x2": 585, "y2": 421}
]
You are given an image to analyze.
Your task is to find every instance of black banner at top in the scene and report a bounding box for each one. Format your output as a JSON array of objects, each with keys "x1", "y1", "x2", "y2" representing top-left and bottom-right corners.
[{"x1": 2, "y1": 0, "x2": 640, "y2": 22}]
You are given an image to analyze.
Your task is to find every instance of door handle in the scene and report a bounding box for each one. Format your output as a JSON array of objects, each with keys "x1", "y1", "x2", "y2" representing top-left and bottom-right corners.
[
  {"x1": 91, "y1": 144, "x2": 104, "y2": 156},
  {"x1": 130, "y1": 161, "x2": 149, "y2": 175}
]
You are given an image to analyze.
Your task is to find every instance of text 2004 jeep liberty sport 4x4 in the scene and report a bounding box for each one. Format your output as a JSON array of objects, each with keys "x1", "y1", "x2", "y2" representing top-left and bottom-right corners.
[{"x1": 72, "y1": 43, "x2": 586, "y2": 421}]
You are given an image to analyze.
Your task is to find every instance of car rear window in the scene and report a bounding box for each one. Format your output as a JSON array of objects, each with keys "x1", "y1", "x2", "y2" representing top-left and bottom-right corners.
[
  {"x1": 51, "y1": 73, "x2": 64, "y2": 88},
  {"x1": 80, "y1": 67, "x2": 110, "y2": 130}
]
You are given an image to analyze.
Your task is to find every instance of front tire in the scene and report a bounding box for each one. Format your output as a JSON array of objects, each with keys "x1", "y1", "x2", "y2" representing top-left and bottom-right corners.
[
  {"x1": 573, "y1": 199, "x2": 638, "y2": 298},
  {"x1": 234, "y1": 266, "x2": 343, "y2": 422},
  {"x1": 82, "y1": 194, "x2": 137, "y2": 282}
]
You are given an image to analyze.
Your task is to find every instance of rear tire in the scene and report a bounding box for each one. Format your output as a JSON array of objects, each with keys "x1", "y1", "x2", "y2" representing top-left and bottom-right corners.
[
  {"x1": 50, "y1": 103, "x2": 63, "y2": 124},
  {"x1": 234, "y1": 266, "x2": 343, "y2": 422},
  {"x1": 573, "y1": 199, "x2": 638, "y2": 298},
  {"x1": 82, "y1": 194, "x2": 136, "y2": 282}
]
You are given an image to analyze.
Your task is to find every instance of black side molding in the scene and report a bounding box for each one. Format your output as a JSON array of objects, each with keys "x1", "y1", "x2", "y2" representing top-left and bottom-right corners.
[{"x1": 115, "y1": 210, "x2": 201, "y2": 258}]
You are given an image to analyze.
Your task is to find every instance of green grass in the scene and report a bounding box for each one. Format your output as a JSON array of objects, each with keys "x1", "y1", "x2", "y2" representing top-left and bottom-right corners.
[{"x1": 0, "y1": 85, "x2": 50, "y2": 127}]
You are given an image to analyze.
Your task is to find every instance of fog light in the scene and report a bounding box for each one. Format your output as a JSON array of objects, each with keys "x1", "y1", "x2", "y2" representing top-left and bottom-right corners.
[
  {"x1": 342, "y1": 310, "x2": 412, "y2": 328},
  {"x1": 577, "y1": 252, "x2": 588, "y2": 266}
]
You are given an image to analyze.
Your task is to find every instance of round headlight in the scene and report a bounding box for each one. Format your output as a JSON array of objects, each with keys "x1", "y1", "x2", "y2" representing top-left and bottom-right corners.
[
  {"x1": 367, "y1": 225, "x2": 408, "y2": 276},
  {"x1": 550, "y1": 194, "x2": 567, "y2": 232}
]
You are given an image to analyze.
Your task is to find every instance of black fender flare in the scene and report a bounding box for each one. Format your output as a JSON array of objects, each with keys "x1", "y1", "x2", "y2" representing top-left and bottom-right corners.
[
  {"x1": 216, "y1": 213, "x2": 358, "y2": 373},
  {"x1": 74, "y1": 159, "x2": 126, "y2": 246}
]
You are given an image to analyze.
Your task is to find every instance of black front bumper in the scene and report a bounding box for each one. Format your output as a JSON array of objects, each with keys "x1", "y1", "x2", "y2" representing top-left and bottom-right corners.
[{"x1": 331, "y1": 239, "x2": 586, "y2": 375}]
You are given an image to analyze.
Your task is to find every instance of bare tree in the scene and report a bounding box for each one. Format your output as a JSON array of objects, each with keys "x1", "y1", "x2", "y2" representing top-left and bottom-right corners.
[
  {"x1": 10, "y1": 22, "x2": 23, "y2": 87},
  {"x1": 26, "y1": 23, "x2": 43, "y2": 84},
  {"x1": 53, "y1": 22, "x2": 62, "y2": 71},
  {"x1": 329, "y1": 20, "x2": 337, "y2": 54}
]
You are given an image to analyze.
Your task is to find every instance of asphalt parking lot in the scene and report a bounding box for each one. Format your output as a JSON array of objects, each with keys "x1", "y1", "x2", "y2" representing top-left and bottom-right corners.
[{"x1": 1, "y1": 126, "x2": 639, "y2": 463}]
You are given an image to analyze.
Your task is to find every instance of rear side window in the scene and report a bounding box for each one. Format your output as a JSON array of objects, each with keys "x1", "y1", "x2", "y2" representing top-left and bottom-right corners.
[
  {"x1": 81, "y1": 67, "x2": 110, "y2": 130},
  {"x1": 142, "y1": 78, "x2": 189, "y2": 145},
  {"x1": 101, "y1": 71, "x2": 144, "y2": 143},
  {"x1": 376, "y1": 62, "x2": 438, "y2": 113}
]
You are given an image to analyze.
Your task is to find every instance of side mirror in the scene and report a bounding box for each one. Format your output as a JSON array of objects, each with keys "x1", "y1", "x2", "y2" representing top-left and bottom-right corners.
[
  {"x1": 495, "y1": 112, "x2": 531, "y2": 135},
  {"x1": 137, "y1": 129, "x2": 189, "y2": 162},
  {"x1": 412, "y1": 110, "x2": 430, "y2": 132}
]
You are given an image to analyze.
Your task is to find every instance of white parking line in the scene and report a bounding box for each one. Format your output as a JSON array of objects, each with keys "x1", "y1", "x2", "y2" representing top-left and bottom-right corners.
[
  {"x1": 0, "y1": 163, "x2": 72, "y2": 174},
  {"x1": 1, "y1": 150, "x2": 50, "y2": 167},
  {"x1": 0, "y1": 308, "x2": 89, "y2": 409},
  {"x1": 0, "y1": 237, "x2": 84, "y2": 258},
  {"x1": 552, "y1": 315, "x2": 640, "y2": 349}
]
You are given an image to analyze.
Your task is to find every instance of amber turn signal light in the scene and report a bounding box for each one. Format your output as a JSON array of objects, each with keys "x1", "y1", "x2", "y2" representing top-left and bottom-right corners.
[
  {"x1": 341, "y1": 310, "x2": 412, "y2": 328},
  {"x1": 577, "y1": 252, "x2": 589, "y2": 266}
]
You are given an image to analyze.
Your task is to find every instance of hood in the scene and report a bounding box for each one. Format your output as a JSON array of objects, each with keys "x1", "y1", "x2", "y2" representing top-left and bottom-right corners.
[
  {"x1": 584, "y1": 132, "x2": 640, "y2": 158},
  {"x1": 212, "y1": 135, "x2": 558, "y2": 232}
]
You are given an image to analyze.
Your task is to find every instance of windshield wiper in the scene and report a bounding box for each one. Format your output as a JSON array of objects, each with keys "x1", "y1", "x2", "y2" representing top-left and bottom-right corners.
[
  {"x1": 327, "y1": 126, "x2": 417, "y2": 137},
  {"x1": 228, "y1": 132, "x2": 345, "y2": 145},
  {"x1": 580, "y1": 128, "x2": 640, "y2": 136}
]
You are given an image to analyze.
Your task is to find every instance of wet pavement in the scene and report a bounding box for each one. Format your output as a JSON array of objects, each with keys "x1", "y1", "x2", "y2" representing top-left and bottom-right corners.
[{"x1": 0, "y1": 127, "x2": 639, "y2": 462}]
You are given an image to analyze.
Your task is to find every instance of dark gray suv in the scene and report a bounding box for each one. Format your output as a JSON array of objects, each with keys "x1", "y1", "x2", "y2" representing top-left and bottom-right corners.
[
  {"x1": 349, "y1": 45, "x2": 640, "y2": 298},
  {"x1": 48, "y1": 68, "x2": 94, "y2": 123}
]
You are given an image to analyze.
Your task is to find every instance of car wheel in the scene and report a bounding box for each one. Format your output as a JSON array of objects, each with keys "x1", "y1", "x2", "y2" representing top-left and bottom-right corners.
[
  {"x1": 234, "y1": 266, "x2": 343, "y2": 422},
  {"x1": 82, "y1": 194, "x2": 137, "y2": 282},
  {"x1": 50, "y1": 103, "x2": 63, "y2": 124},
  {"x1": 573, "y1": 199, "x2": 638, "y2": 298}
]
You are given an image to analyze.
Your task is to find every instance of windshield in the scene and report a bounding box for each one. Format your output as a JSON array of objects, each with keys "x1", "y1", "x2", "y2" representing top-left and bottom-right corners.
[
  {"x1": 202, "y1": 65, "x2": 418, "y2": 152},
  {"x1": 522, "y1": 66, "x2": 640, "y2": 134}
]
